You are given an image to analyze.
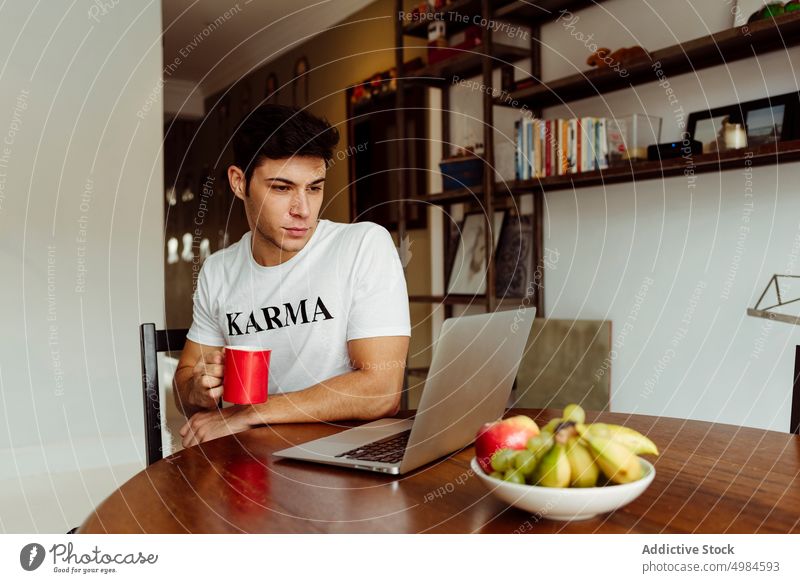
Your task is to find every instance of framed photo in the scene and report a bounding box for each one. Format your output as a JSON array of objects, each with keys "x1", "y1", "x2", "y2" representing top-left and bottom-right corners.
[
  {"x1": 690, "y1": 112, "x2": 732, "y2": 154},
  {"x1": 265, "y1": 73, "x2": 278, "y2": 104},
  {"x1": 495, "y1": 213, "x2": 534, "y2": 299},
  {"x1": 688, "y1": 92, "x2": 800, "y2": 153},
  {"x1": 742, "y1": 93, "x2": 800, "y2": 146},
  {"x1": 292, "y1": 56, "x2": 309, "y2": 107},
  {"x1": 447, "y1": 211, "x2": 504, "y2": 295}
]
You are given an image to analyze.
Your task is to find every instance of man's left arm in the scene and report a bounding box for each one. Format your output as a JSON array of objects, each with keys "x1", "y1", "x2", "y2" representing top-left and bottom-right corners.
[{"x1": 180, "y1": 335, "x2": 409, "y2": 447}]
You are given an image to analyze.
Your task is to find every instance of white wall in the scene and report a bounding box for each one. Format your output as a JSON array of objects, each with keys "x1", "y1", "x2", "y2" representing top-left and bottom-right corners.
[
  {"x1": 443, "y1": 0, "x2": 800, "y2": 431},
  {"x1": 0, "y1": 0, "x2": 165, "y2": 479}
]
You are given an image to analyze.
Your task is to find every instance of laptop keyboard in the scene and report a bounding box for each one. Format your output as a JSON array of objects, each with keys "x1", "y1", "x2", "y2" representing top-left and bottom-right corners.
[{"x1": 335, "y1": 429, "x2": 411, "y2": 464}]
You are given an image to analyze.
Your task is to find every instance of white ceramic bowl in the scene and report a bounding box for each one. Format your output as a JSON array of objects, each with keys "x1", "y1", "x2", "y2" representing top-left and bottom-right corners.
[{"x1": 471, "y1": 456, "x2": 655, "y2": 521}]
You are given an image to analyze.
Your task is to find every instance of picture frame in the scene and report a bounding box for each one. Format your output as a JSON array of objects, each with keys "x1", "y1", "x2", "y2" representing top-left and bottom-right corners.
[
  {"x1": 292, "y1": 56, "x2": 309, "y2": 107},
  {"x1": 447, "y1": 211, "x2": 505, "y2": 295},
  {"x1": 265, "y1": 73, "x2": 278, "y2": 104},
  {"x1": 687, "y1": 92, "x2": 800, "y2": 153},
  {"x1": 743, "y1": 93, "x2": 800, "y2": 147},
  {"x1": 495, "y1": 212, "x2": 534, "y2": 299}
]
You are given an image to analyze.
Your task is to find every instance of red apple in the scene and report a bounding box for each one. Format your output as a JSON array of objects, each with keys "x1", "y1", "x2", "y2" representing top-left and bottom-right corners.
[{"x1": 475, "y1": 415, "x2": 540, "y2": 473}]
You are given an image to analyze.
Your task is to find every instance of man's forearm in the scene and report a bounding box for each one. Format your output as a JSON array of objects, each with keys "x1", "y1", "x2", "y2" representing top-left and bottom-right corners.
[
  {"x1": 173, "y1": 366, "x2": 210, "y2": 419},
  {"x1": 243, "y1": 368, "x2": 401, "y2": 426}
]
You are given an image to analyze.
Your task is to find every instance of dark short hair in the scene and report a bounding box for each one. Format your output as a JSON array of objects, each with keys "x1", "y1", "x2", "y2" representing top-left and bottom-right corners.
[{"x1": 231, "y1": 104, "x2": 340, "y2": 190}]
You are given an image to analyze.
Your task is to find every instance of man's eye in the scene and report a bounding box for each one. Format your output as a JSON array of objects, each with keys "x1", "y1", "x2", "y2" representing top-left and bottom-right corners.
[
  {"x1": 272, "y1": 185, "x2": 290, "y2": 192},
  {"x1": 308, "y1": 186, "x2": 323, "y2": 192}
]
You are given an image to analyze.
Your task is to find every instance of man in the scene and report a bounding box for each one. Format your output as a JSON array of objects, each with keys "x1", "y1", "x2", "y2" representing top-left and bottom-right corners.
[{"x1": 175, "y1": 104, "x2": 410, "y2": 449}]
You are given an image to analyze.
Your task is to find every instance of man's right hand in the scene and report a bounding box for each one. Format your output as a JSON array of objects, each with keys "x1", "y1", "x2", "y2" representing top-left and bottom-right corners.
[{"x1": 189, "y1": 349, "x2": 225, "y2": 409}]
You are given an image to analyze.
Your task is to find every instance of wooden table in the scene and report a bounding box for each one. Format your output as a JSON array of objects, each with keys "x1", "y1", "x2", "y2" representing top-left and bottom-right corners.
[{"x1": 79, "y1": 409, "x2": 800, "y2": 533}]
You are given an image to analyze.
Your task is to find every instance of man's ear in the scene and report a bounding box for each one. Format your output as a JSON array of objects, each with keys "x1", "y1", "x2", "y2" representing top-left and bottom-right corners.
[{"x1": 228, "y1": 165, "x2": 246, "y2": 200}]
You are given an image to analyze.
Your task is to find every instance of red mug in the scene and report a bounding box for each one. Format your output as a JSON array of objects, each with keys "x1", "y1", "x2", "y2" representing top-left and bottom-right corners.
[{"x1": 223, "y1": 346, "x2": 271, "y2": 404}]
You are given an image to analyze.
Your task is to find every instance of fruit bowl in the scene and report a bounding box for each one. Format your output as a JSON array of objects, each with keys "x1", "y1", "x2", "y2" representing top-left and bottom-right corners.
[{"x1": 471, "y1": 456, "x2": 655, "y2": 521}]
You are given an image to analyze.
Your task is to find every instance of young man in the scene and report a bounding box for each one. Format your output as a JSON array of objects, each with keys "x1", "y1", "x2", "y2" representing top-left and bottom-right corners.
[{"x1": 175, "y1": 105, "x2": 410, "y2": 449}]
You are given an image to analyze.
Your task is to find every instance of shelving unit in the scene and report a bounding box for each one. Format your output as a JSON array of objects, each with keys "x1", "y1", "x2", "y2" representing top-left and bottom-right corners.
[
  {"x1": 390, "y1": 2, "x2": 800, "y2": 387},
  {"x1": 395, "y1": 0, "x2": 577, "y2": 317},
  {"x1": 411, "y1": 139, "x2": 800, "y2": 204},
  {"x1": 500, "y1": 10, "x2": 800, "y2": 109}
]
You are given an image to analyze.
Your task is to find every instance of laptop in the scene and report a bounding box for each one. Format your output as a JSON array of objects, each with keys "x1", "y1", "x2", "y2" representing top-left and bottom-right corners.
[{"x1": 273, "y1": 307, "x2": 536, "y2": 474}]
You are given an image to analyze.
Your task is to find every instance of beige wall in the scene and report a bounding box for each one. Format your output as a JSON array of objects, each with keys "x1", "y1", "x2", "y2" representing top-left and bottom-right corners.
[{"x1": 0, "y1": 1, "x2": 165, "y2": 471}]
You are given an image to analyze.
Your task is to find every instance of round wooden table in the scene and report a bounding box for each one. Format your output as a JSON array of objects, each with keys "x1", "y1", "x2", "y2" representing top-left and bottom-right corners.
[{"x1": 79, "y1": 409, "x2": 800, "y2": 533}]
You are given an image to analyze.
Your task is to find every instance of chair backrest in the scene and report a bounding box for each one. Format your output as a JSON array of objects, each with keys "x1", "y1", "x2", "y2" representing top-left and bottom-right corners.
[
  {"x1": 792, "y1": 346, "x2": 800, "y2": 434},
  {"x1": 140, "y1": 324, "x2": 189, "y2": 466}
]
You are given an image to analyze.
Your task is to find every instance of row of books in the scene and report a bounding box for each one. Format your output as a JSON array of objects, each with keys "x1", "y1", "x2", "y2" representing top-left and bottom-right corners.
[{"x1": 514, "y1": 117, "x2": 610, "y2": 180}]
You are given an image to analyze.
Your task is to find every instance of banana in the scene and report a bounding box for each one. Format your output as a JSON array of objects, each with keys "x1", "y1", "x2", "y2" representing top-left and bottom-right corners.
[
  {"x1": 565, "y1": 436, "x2": 599, "y2": 487},
  {"x1": 577, "y1": 427, "x2": 643, "y2": 484},
  {"x1": 533, "y1": 443, "x2": 571, "y2": 488},
  {"x1": 541, "y1": 418, "x2": 562, "y2": 434},
  {"x1": 585, "y1": 423, "x2": 659, "y2": 456},
  {"x1": 563, "y1": 403, "x2": 586, "y2": 424}
]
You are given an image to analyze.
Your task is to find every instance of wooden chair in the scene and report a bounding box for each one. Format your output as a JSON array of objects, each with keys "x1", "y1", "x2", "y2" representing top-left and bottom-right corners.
[
  {"x1": 792, "y1": 347, "x2": 800, "y2": 434},
  {"x1": 140, "y1": 323, "x2": 189, "y2": 466}
]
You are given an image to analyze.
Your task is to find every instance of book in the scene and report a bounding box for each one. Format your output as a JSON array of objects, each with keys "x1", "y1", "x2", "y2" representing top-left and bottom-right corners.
[
  {"x1": 537, "y1": 118, "x2": 545, "y2": 177},
  {"x1": 597, "y1": 117, "x2": 608, "y2": 170},
  {"x1": 514, "y1": 120, "x2": 522, "y2": 180},
  {"x1": 544, "y1": 120, "x2": 552, "y2": 177},
  {"x1": 581, "y1": 117, "x2": 593, "y2": 172},
  {"x1": 514, "y1": 115, "x2": 610, "y2": 177},
  {"x1": 525, "y1": 117, "x2": 533, "y2": 180},
  {"x1": 567, "y1": 118, "x2": 577, "y2": 174}
]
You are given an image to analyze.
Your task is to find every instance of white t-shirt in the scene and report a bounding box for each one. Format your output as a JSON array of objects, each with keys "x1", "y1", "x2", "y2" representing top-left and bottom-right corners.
[{"x1": 186, "y1": 219, "x2": 411, "y2": 394}]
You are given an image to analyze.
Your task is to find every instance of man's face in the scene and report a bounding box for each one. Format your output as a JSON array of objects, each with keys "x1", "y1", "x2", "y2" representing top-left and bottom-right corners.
[{"x1": 233, "y1": 155, "x2": 326, "y2": 264}]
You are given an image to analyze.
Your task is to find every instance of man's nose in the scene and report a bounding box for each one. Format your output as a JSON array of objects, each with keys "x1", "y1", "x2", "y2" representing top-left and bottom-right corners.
[{"x1": 289, "y1": 192, "x2": 310, "y2": 217}]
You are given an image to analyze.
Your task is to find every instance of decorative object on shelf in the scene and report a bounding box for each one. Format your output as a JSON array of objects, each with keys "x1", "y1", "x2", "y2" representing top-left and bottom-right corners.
[
  {"x1": 349, "y1": 59, "x2": 422, "y2": 109},
  {"x1": 647, "y1": 139, "x2": 702, "y2": 161},
  {"x1": 607, "y1": 114, "x2": 662, "y2": 165},
  {"x1": 428, "y1": 25, "x2": 482, "y2": 65},
  {"x1": 586, "y1": 46, "x2": 649, "y2": 70},
  {"x1": 749, "y1": 1, "x2": 787, "y2": 22},
  {"x1": 495, "y1": 213, "x2": 534, "y2": 299},
  {"x1": 439, "y1": 154, "x2": 483, "y2": 191},
  {"x1": 199, "y1": 238, "x2": 211, "y2": 261},
  {"x1": 687, "y1": 92, "x2": 800, "y2": 153},
  {"x1": 292, "y1": 56, "x2": 309, "y2": 107},
  {"x1": 265, "y1": 73, "x2": 278, "y2": 104},
  {"x1": 447, "y1": 211, "x2": 504, "y2": 295},
  {"x1": 166, "y1": 237, "x2": 179, "y2": 265},
  {"x1": 724, "y1": 119, "x2": 748, "y2": 149},
  {"x1": 428, "y1": 20, "x2": 447, "y2": 46},
  {"x1": 747, "y1": 274, "x2": 800, "y2": 324},
  {"x1": 165, "y1": 186, "x2": 177, "y2": 206},
  {"x1": 180, "y1": 233, "x2": 193, "y2": 262},
  {"x1": 735, "y1": 0, "x2": 772, "y2": 25}
]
